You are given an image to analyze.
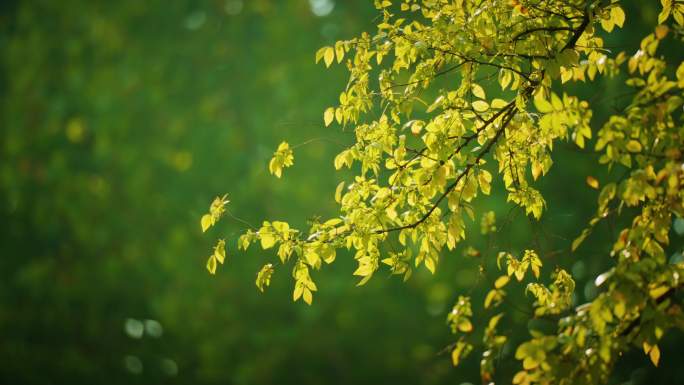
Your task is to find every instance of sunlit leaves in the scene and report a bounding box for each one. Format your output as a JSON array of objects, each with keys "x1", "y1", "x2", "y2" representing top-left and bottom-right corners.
[
  {"x1": 213, "y1": 239, "x2": 226, "y2": 264},
  {"x1": 643, "y1": 341, "x2": 661, "y2": 367},
  {"x1": 451, "y1": 340, "x2": 473, "y2": 367},
  {"x1": 485, "y1": 276, "x2": 509, "y2": 309},
  {"x1": 256, "y1": 263, "x2": 274, "y2": 292},
  {"x1": 499, "y1": 250, "x2": 541, "y2": 281},
  {"x1": 600, "y1": 5, "x2": 626, "y2": 32},
  {"x1": 381, "y1": 250, "x2": 413, "y2": 281},
  {"x1": 268, "y1": 142, "x2": 294, "y2": 178},
  {"x1": 526, "y1": 269, "x2": 574, "y2": 316},
  {"x1": 315, "y1": 46, "x2": 335, "y2": 68},
  {"x1": 507, "y1": 187, "x2": 545, "y2": 220},
  {"x1": 206, "y1": 239, "x2": 227, "y2": 275},
  {"x1": 293, "y1": 261, "x2": 316, "y2": 305},
  {"x1": 447, "y1": 296, "x2": 474, "y2": 334},
  {"x1": 203, "y1": 0, "x2": 684, "y2": 383},
  {"x1": 478, "y1": 170, "x2": 493, "y2": 195},
  {"x1": 515, "y1": 337, "x2": 556, "y2": 371},
  {"x1": 201, "y1": 194, "x2": 229, "y2": 232},
  {"x1": 658, "y1": 0, "x2": 684, "y2": 25}
]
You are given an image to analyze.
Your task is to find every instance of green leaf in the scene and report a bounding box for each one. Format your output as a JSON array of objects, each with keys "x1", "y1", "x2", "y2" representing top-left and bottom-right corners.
[{"x1": 674, "y1": 218, "x2": 684, "y2": 235}]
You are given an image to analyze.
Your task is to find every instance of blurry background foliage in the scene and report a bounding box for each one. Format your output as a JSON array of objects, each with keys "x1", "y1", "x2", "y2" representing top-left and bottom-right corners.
[{"x1": 0, "y1": 1, "x2": 683, "y2": 384}]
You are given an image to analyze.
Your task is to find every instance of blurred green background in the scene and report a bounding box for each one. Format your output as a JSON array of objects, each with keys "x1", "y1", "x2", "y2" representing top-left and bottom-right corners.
[{"x1": 1, "y1": 1, "x2": 683, "y2": 384}]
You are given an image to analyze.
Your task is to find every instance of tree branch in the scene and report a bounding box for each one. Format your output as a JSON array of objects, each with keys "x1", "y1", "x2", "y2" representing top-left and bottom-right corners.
[{"x1": 375, "y1": 107, "x2": 516, "y2": 235}]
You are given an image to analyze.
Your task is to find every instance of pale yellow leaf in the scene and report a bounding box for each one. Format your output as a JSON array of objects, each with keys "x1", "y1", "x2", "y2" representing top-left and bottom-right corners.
[
  {"x1": 324, "y1": 107, "x2": 335, "y2": 127},
  {"x1": 201, "y1": 214, "x2": 212, "y2": 232}
]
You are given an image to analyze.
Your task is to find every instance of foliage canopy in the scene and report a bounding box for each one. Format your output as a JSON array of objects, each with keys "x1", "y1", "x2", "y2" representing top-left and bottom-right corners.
[{"x1": 203, "y1": 1, "x2": 684, "y2": 383}]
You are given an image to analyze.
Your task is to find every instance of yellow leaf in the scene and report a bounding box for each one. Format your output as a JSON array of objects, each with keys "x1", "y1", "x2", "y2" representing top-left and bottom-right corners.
[
  {"x1": 324, "y1": 107, "x2": 335, "y2": 127},
  {"x1": 494, "y1": 275, "x2": 510, "y2": 289},
  {"x1": 268, "y1": 142, "x2": 294, "y2": 178},
  {"x1": 531, "y1": 162, "x2": 543, "y2": 181},
  {"x1": 335, "y1": 107, "x2": 343, "y2": 124},
  {"x1": 472, "y1": 100, "x2": 489, "y2": 112},
  {"x1": 513, "y1": 371, "x2": 527, "y2": 384},
  {"x1": 214, "y1": 239, "x2": 226, "y2": 264},
  {"x1": 649, "y1": 285, "x2": 669, "y2": 299},
  {"x1": 659, "y1": 6, "x2": 671, "y2": 24},
  {"x1": 649, "y1": 344, "x2": 660, "y2": 367},
  {"x1": 572, "y1": 228, "x2": 591, "y2": 251},
  {"x1": 491, "y1": 98, "x2": 508, "y2": 109},
  {"x1": 302, "y1": 288, "x2": 313, "y2": 305},
  {"x1": 206, "y1": 255, "x2": 217, "y2": 275},
  {"x1": 611, "y1": 6, "x2": 625, "y2": 28},
  {"x1": 484, "y1": 290, "x2": 497, "y2": 309},
  {"x1": 531, "y1": 264, "x2": 540, "y2": 279},
  {"x1": 260, "y1": 233, "x2": 276, "y2": 249},
  {"x1": 426, "y1": 95, "x2": 444, "y2": 113},
  {"x1": 586, "y1": 176, "x2": 599, "y2": 189},
  {"x1": 201, "y1": 214, "x2": 213, "y2": 232},
  {"x1": 335, "y1": 42, "x2": 345, "y2": 63},
  {"x1": 655, "y1": 24, "x2": 669, "y2": 40},
  {"x1": 471, "y1": 83, "x2": 486, "y2": 99},
  {"x1": 451, "y1": 348, "x2": 461, "y2": 366},
  {"x1": 410, "y1": 120, "x2": 424, "y2": 135},
  {"x1": 514, "y1": 268, "x2": 525, "y2": 281},
  {"x1": 458, "y1": 319, "x2": 473, "y2": 333},
  {"x1": 478, "y1": 170, "x2": 492, "y2": 195},
  {"x1": 601, "y1": 17, "x2": 615, "y2": 33},
  {"x1": 315, "y1": 46, "x2": 327, "y2": 64},
  {"x1": 255, "y1": 263, "x2": 274, "y2": 292},
  {"x1": 626, "y1": 140, "x2": 642, "y2": 153},
  {"x1": 268, "y1": 158, "x2": 281, "y2": 178},
  {"x1": 533, "y1": 94, "x2": 553, "y2": 113},
  {"x1": 335, "y1": 181, "x2": 345, "y2": 203},
  {"x1": 293, "y1": 284, "x2": 303, "y2": 301},
  {"x1": 677, "y1": 62, "x2": 684, "y2": 88},
  {"x1": 324, "y1": 46, "x2": 335, "y2": 67},
  {"x1": 550, "y1": 93, "x2": 563, "y2": 111},
  {"x1": 424, "y1": 256, "x2": 436, "y2": 274}
]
